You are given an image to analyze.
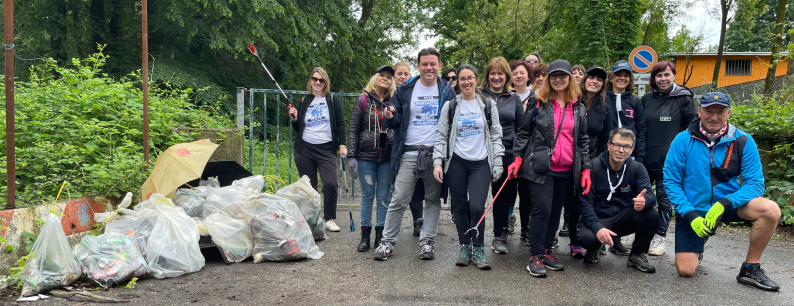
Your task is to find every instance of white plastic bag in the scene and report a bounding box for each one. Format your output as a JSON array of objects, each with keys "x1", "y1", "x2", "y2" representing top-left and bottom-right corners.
[
  {"x1": 174, "y1": 186, "x2": 211, "y2": 218},
  {"x1": 232, "y1": 175, "x2": 265, "y2": 192},
  {"x1": 276, "y1": 175, "x2": 326, "y2": 241},
  {"x1": 20, "y1": 213, "x2": 82, "y2": 297},
  {"x1": 94, "y1": 192, "x2": 134, "y2": 224},
  {"x1": 200, "y1": 176, "x2": 221, "y2": 188},
  {"x1": 203, "y1": 185, "x2": 254, "y2": 219},
  {"x1": 143, "y1": 194, "x2": 205, "y2": 279},
  {"x1": 73, "y1": 233, "x2": 148, "y2": 289},
  {"x1": 204, "y1": 213, "x2": 253, "y2": 263},
  {"x1": 242, "y1": 193, "x2": 323, "y2": 262}
]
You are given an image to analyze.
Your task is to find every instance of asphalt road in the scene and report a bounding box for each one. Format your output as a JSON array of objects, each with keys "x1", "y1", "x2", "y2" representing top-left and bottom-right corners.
[{"x1": 4, "y1": 209, "x2": 793, "y2": 305}]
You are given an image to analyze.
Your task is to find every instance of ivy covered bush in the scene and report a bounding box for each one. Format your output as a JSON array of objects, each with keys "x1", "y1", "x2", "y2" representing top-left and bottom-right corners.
[{"x1": 1, "y1": 50, "x2": 232, "y2": 207}]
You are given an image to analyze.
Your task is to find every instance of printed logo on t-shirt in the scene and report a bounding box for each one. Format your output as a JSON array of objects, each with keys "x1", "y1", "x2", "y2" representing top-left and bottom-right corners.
[
  {"x1": 306, "y1": 101, "x2": 329, "y2": 127},
  {"x1": 412, "y1": 97, "x2": 439, "y2": 126},
  {"x1": 458, "y1": 112, "x2": 482, "y2": 137}
]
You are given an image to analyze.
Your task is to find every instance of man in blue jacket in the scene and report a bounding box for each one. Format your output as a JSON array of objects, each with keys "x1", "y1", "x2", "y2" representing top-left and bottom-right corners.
[
  {"x1": 375, "y1": 48, "x2": 457, "y2": 261},
  {"x1": 577, "y1": 128, "x2": 658, "y2": 273},
  {"x1": 664, "y1": 92, "x2": 781, "y2": 291}
]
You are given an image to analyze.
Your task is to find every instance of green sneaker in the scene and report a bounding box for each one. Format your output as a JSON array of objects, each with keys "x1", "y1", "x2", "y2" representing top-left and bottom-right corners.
[
  {"x1": 473, "y1": 247, "x2": 492, "y2": 270},
  {"x1": 456, "y1": 244, "x2": 472, "y2": 266}
]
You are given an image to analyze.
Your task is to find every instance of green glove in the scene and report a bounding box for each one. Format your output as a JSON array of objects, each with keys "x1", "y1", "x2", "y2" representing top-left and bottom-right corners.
[
  {"x1": 685, "y1": 211, "x2": 712, "y2": 238},
  {"x1": 704, "y1": 199, "x2": 732, "y2": 232}
]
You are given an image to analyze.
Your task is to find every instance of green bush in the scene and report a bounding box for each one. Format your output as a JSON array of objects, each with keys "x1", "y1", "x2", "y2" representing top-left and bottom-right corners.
[{"x1": 1, "y1": 49, "x2": 232, "y2": 207}]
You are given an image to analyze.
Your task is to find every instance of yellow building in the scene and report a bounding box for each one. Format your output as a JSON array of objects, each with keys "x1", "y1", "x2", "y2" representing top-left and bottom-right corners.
[{"x1": 667, "y1": 52, "x2": 789, "y2": 88}]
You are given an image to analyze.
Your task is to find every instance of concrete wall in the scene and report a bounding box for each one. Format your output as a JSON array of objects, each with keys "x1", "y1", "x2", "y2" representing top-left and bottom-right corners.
[
  {"x1": 689, "y1": 75, "x2": 792, "y2": 105},
  {"x1": 675, "y1": 55, "x2": 789, "y2": 88}
]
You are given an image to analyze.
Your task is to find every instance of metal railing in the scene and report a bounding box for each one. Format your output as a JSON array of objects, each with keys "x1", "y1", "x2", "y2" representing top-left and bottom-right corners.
[{"x1": 236, "y1": 88, "x2": 359, "y2": 188}]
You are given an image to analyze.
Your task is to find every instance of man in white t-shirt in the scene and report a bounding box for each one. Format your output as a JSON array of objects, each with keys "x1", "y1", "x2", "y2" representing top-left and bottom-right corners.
[{"x1": 374, "y1": 48, "x2": 457, "y2": 261}]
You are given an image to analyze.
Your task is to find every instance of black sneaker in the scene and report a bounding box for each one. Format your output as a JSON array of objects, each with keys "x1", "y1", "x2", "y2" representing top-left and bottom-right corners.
[
  {"x1": 559, "y1": 223, "x2": 569, "y2": 237},
  {"x1": 600, "y1": 245, "x2": 607, "y2": 255},
  {"x1": 520, "y1": 229, "x2": 531, "y2": 246},
  {"x1": 526, "y1": 256, "x2": 547, "y2": 277},
  {"x1": 609, "y1": 240, "x2": 630, "y2": 256},
  {"x1": 542, "y1": 249, "x2": 564, "y2": 271},
  {"x1": 627, "y1": 253, "x2": 656, "y2": 273},
  {"x1": 492, "y1": 237, "x2": 508, "y2": 254},
  {"x1": 736, "y1": 263, "x2": 780, "y2": 291},
  {"x1": 420, "y1": 243, "x2": 435, "y2": 260},
  {"x1": 584, "y1": 250, "x2": 600, "y2": 264},
  {"x1": 472, "y1": 247, "x2": 491, "y2": 270},
  {"x1": 413, "y1": 218, "x2": 423, "y2": 237},
  {"x1": 374, "y1": 241, "x2": 394, "y2": 261},
  {"x1": 456, "y1": 244, "x2": 472, "y2": 266}
]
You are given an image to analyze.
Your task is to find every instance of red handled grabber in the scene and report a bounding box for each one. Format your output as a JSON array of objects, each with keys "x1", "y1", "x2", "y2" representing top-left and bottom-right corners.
[
  {"x1": 463, "y1": 169, "x2": 514, "y2": 239},
  {"x1": 247, "y1": 43, "x2": 293, "y2": 108}
]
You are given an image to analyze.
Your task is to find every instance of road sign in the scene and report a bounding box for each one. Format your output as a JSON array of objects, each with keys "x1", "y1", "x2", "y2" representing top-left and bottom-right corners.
[
  {"x1": 634, "y1": 73, "x2": 651, "y2": 85},
  {"x1": 637, "y1": 85, "x2": 647, "y2": 97},
  {"x1": 629, "y1": 46, "x2": 657, "y2": 73}
]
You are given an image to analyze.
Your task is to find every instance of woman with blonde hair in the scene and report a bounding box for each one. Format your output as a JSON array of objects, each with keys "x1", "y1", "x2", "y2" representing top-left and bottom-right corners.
[
  {"x1": 289, "y1": 67, "x2": 347, "y2": 232},
  {"x1": 509, "y1": 59, "x2": 590, "y2": 278}
]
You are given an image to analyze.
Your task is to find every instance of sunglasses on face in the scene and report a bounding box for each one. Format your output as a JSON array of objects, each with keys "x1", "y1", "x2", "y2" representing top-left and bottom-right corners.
[
  {"x1": 525, "y1": 59, "x2": 539, "y2": 63},
  {"x1": 443, "y1": 75, "x2": 458, "y2": 81},
  {"x1": 310, "y1": 77, "x2": 326, "y2": 84}
]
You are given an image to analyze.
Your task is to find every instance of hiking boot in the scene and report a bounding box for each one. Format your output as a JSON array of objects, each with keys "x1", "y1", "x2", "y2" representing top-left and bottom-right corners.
[
  {"x1": 627, "y1": 253, "x2": 656, "y2": 273},
  {"x1": 584, "y1": 250, "x2": 600, "y2": 264},
  {"x1": 373, "y1": 226, "x2": 384, "y2": 249},
  {"x1": 551, "y1": 236, "x2": 559, "y2": 248},
  {"x1": 570, "y1": 244, "x2": 585, "y2": 258},
  {"x1": 492, "y1": 237, "x2": 508, "y2": 254},
  {"x1": 542, "y1": 249, "x2": 564, "y2": 271},
  {"x1": 648, "y1": 235, "x2": 666, "y2": 256},
  {"x1": 527, "y1": 256, "x2": 547, "y2": 277},
  {"x1": 737, "y1": 263, "x2": 780, "y2": 291},
  {"x1": 325, "y1": 219, "x2": 341, "y2": 232},
  {"x1": 609, "y1": 240, "x2": 630, "y2": 256},
  {"x1": 456, "y1": 244, "x2": 472, "y2": 266},
  {"x1": 413, "y1": 218, "x2": 424, "y2": 237},
  {"x1": 357, "y1": 226, "x2": 371, "y2": 252},
  {"x1": 621, "y1": 233, "x2": 635, "y2": 249},
  {"x1": 508, "y1": 214, "x2": 517, "y2": 234},
  {"x1": 559, "y1": 223, "x2": 569, "y2": 237},
  {"x1": 473, "y1": 247, "x2": 492, "y2": 270},
  {"x1": 420, "y1": 243, "x2": 435, "y2": 260},
  {"x1": 374, "y1": 241, "x2": 394, "y2": 261}
]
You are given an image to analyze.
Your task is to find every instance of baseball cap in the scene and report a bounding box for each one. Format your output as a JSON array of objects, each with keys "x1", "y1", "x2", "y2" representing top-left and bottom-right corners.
[
  {"x1": 585, "y1": 66, "x2": 608, "y2": 80},
  {"x1": 611, "y1": 60, "x2": 632, "y2": 73},
  {"x1": 699, "y1": 92, "x2": 731, "y2": 108},
  {"x1": 374, "y1": 65, "x2": 395, "y2": 76},
  {"x1": 547, "y1": 59, "x2": 572, "y2": 75}
]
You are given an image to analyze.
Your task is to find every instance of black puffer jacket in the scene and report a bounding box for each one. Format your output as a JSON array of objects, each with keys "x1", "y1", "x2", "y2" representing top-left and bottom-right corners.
[
  {"x1": 605, "y1": 90, "x2": 646, "y2": 163},
  {"x1": 513, "y1": 98, "x2": 590, "y2": 187},
  {"x1": 482, "y1": 88, "x2": 524, "y2": 156},
  {"x1": 641, "y1": 84, "x2": 697, "y2": 173},
  {"x1": 347, "y1": 93, "x2": 395, "y2": 162}
]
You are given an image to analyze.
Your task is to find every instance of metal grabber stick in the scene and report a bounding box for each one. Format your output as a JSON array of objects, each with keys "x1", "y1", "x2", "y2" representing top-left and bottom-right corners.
[{"x1": 247, "y1": 43, "x2": 294, "y2": 108}]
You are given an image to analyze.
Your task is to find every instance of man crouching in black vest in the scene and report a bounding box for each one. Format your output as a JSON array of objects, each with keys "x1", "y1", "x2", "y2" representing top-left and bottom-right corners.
[{"x1": 576, "y1": 128, "x2": 659, "y2": 273}]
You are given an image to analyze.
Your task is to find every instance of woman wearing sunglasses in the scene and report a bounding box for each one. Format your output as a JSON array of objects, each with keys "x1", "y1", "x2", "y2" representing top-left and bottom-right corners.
[
  {"x1": 524, "y1": 53, "x2": 543, "y2": 69},
  {"x1": 531, "y1": 63, "x2": 548, "y2": 93},
  {"x1": 348, "y1": 66, "x2": 397, "y2": 252},
  {"x1": 480, "y1": 57, "x2": 524, "y2": 254},
  {"x1": 289, "y1": 67, "x2": 347, "y2": 232},
  {"x1": 509, "y1": 59, "x2": 590, "y2": 278},
  {"x1": 433, "y1": 64, "x2": 504, "y2": 270},
  {"x1": 442, "y1": 68, "x2": 459, "y2": 94}
]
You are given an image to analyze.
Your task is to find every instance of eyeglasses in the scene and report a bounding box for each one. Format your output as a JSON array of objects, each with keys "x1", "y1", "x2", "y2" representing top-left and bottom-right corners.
[
  {"x1": 310, "y1": 77, "x2": 326, "y2": 84},
  {"x1": 525, "y1": 58, "x2": 539, "y2": 63},
  {"x1": 443, "y1": 75, "x2": 458, "y2": 81},
  {"x1": 458, "y1": 76, "x2": 476, "y2": 83},
  {"x1": 609, "y1": 142, "x2": 633, "y2": 151},
  {"x1": 548, "y1": 73, "x2": 568, "y2": 81}
]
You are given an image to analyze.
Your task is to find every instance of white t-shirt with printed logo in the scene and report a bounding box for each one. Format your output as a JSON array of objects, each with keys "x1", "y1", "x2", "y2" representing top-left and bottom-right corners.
[
  {"x1": 453, "y1": 99, "x2": 488, "y2": 161},
  {"x1": 405, "y1": 83, "x2": 440, "y2": 150},
  {"x1": 302, "y1": 96, "x2": 333, "y2": 144}
]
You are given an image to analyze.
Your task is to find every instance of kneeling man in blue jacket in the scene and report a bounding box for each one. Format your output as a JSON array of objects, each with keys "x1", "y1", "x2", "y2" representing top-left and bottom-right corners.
[
  {"x1": 664, "y1": 92, "x2": 780, "y2": 291},
  {"x1": 577, "y1": 128, "x2": 659, "y2": 273}
]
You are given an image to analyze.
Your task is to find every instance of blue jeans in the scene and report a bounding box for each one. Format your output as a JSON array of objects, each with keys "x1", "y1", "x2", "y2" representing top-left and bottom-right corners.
[{"x1": 357, "y1": 160, "x2": 393, "y2": 227}]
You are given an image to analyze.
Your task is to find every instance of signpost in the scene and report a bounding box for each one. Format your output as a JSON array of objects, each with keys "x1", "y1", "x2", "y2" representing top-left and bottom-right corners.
[
  {"x1": 634, "y1": 73, "x2": 651, "y2": 96},
  {"x1": 629, "y1": 46, "x2": 657, "y2": 96}
]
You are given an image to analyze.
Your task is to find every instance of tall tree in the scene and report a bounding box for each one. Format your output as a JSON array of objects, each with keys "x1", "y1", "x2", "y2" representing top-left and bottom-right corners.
[
  {"x1": 764, "y1": 0, "x2": 788, "y2": 94},
  {"x1": 712, "y1": 0, "x2": 735, "y2": 91},
  {"x1": 725, "y1": 0, "x2": 791, "y2": 52}
]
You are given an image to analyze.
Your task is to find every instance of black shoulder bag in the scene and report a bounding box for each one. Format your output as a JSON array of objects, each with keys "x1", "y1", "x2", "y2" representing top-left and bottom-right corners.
[{"x1": 529, "y1": 103, "x2": 566, "y2": 173}]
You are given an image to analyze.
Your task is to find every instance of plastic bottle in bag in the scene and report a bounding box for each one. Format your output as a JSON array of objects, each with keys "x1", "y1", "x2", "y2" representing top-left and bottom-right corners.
[{"x1": 20, "y1": 213, "x2": 82, "y2": 297}]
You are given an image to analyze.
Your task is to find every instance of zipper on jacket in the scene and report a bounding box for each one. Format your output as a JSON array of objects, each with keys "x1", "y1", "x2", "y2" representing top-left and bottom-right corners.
[{"x1": 690, "y1": 134, "x2": 718, "y2": 207}]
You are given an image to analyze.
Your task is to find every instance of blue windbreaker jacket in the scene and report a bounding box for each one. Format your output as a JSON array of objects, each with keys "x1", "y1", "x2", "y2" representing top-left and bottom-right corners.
[{"x1": 663, "y1": 119, "x2": 765, "y2": 216}]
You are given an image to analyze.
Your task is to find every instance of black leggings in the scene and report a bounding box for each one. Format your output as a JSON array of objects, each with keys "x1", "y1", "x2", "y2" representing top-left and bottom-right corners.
[
  {"x1": 517, "y1": 177, "x2": 532, "y2": 233},
  {"x1": 528, "y1": 174, "x2": 572, "y2": 257},
  {"x1": 564, "y1": 190, "x2": 581, "y2": 246},
  {"x1": 447, "y1": 155, "x2": 491, "y2": 247},
  {"x1": 294, "y1": 141, "x2": 338, "y2": 220},
  {"x1": 492, "y1": 155, "x2": 517, "y2": 238}
]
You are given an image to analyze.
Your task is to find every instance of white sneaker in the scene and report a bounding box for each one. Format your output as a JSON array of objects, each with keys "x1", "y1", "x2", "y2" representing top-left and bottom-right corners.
[
  {"x1": 648, "y1": 235, "x2": 666, "y2": 256},
  {"x1": 325, "y1": 219, "x2": 341, "y2": 232},
  {"x1": 621, "y1": 233, "x2": 635, "y2": 250}
]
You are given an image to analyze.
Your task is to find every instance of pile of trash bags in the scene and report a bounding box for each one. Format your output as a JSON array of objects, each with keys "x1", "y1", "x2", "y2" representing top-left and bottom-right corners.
[{"x1": 16, "y1": 175, "x2": 325, "y2": 297}]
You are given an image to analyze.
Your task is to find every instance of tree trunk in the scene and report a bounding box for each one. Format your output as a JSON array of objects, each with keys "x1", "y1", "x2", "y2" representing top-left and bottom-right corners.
[
  {"x1": 358, "y1": 0, "x2": 376, "y2": 28},
  {"x1": 711, "y1": 0, "x2": 732, "y2": 91},
  {"x1": 764, "y1": 0, "x2": 787, "y2": 95}
]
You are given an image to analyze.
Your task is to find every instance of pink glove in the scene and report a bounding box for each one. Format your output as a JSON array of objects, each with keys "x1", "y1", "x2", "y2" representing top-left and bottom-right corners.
[
  {"x1": 581, "y1": 169, "x2": 592, "y2": 195},
  {"x1": 507, "y1": 157, "x2": 523, "y2": 179}
]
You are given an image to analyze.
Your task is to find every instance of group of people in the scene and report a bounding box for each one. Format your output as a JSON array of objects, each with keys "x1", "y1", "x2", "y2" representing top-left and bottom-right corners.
[{"x1": 287, "y1": 48, "x2": 782, "y2": 291}]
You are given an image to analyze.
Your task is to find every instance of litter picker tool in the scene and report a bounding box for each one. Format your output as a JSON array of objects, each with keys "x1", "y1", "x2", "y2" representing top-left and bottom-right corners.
[
  {"x1": 247, "y1": 43, "x2": 294, "y2": 108},
  {"x1": 463, "y1": 170, "x2": 513, "y2": 239},
  {"x1": 356, "y1": 80, "x2": 389, "y2": 108},
  {"x1": 342, "y1": 156, "x2": 356, "y2": 232}
]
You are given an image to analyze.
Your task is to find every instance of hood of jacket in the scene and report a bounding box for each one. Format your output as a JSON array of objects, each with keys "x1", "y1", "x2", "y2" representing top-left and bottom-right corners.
[{"x1": 653, "y1": 83, "x2": 693, "y2": 98}]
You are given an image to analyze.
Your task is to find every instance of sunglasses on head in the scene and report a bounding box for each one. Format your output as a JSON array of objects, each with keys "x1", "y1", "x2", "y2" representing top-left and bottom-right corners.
[
  {"x1": 310, "y1": 77, "x2": 326, "y2": 84},
  {"x1": 443, "y1": 75, "x2": 458, "y2": 81}
]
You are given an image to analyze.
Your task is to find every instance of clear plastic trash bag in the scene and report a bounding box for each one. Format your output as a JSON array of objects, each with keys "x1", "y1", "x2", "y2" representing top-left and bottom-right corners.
[
  {"x1": 174, "y1": 186, "x2": 212, "y2": 218},
  {"x1": 232, "y1": 175, "x2": 265, "y2": 192},
  {"x1": 203, "y1": 213, "x2": 253, "y2": 263},
  {"x1": 72, "y1": 233, "x2": 148, "y2": 289},
  {"x1": 276, "y1": 175, "x2": 326, "y2": 241},
  {"x1": 241, "y1": 193, "x2": 323, "y2": 262},
  {"x1": 141, "y1": 194, "x2": 205, "y2": 279},
  {"x1": 20, "y1": 213, "x2": 82, "y2": 297},
  {"x1": 203, "y1": 185, "x2": 255, "y2": 219}
]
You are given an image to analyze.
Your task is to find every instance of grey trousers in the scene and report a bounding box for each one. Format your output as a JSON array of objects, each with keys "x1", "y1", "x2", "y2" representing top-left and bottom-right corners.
[{"x1": 381, "y1": 152, "x2": 442, "y2": 247}]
